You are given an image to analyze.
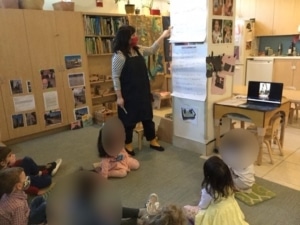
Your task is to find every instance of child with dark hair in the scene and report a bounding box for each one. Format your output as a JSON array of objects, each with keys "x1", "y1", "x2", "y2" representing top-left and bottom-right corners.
[
  {"x1": 184, "y1": 156, "x2": 249, "y2": 225},
  {"x1": 0, "y1": 146, "x2": 62, "y2": 195},
  {"x1": 95, "y1": 117, "x2": 139, "y2": 178},
  {"x1": 0, "y1": 167, "x2": 47, "y2": 225}
]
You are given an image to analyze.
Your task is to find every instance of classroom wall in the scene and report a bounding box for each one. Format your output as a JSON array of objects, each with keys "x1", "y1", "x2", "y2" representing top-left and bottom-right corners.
[{"x1": 45, "y1": 0, "x2": 170, "y2": 15}]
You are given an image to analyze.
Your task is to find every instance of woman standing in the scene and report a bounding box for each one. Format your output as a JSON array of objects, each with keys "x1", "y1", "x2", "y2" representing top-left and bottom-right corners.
[{"x1": 112, "y1": 25, "x2": 171, "y2": 156}]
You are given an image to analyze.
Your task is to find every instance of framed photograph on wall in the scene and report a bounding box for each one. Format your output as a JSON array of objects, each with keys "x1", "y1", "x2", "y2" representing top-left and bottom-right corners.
[{"x1": 74, "y1": 106, "x2": 89, "y2": 121}]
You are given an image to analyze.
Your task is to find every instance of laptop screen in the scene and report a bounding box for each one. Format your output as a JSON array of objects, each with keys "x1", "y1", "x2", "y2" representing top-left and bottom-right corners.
[{"x1": 247, "y1": 81, "x2": 283, "y2": 105}]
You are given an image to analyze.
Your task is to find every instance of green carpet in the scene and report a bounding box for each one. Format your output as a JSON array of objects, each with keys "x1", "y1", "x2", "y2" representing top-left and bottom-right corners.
[
  {"x1": 8, "y1": 125, "x2": 300, "y2": 225},
  {"x1": 235, "y1": 183, "x2": 276, "y2": 206}
]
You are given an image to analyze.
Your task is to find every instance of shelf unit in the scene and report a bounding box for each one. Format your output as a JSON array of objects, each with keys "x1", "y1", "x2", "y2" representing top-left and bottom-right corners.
[{"x1": 82, "y1": 13, "x2": 128, "y2": 113}]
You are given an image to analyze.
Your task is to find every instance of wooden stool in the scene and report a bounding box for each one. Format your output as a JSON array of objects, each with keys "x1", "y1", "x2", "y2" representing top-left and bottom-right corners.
[
  {"x1": 134, "y1": 122, "x2": 144, "y2": 150},
  {"x1": 152, "y1": 91, "x2": 172, "y2": 109}
]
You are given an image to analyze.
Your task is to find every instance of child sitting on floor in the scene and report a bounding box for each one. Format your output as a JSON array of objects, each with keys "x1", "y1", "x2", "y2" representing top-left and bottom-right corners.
[
  {"x1": 95, "y1": 117, "x2": 140, "y2": 178},
  {"x1": 0, "y1": 167, "x2": 47, "y2": 225},
  {"x1": 219, "y1": 129, "x2": 257, "y2": 193},
  {"x1": 0, "y1": 146, "x2": 62, "y2": 195},
  {"x1": 183, "y1": 156, "x2": 249, "y2": 225}
]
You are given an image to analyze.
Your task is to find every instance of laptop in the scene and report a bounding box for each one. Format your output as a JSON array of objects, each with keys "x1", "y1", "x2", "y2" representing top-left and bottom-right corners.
[{"x1": 239, "y1": 81, "x2": 283, "y2": 111}]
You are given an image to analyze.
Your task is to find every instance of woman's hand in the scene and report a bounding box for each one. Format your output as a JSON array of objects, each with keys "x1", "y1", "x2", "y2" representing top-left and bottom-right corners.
[
  {"x1": 161, "y1": 26, "x2": 172, "y2": 39},
  {"x1": 117, "y1": 97, "x2": 124, "y2": 108}
]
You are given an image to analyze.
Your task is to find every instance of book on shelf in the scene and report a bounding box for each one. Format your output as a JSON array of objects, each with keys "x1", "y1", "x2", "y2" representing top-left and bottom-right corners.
[
  {"x1": 101, "y1": 38, "x2": 113, "y2": 54},
  {"x1": 85, "y1": 37, "x2": 102, "y2": 54},
  {"x1": 84, "y1": 15, "x2": 101, "y2": 35}
]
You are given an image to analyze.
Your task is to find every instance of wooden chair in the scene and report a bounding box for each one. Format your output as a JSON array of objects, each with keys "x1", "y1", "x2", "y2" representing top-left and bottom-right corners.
[
  {"x1": 134, "y1": 122, "x2": 144, "y2": 150},
  {"x1": 150, "y1": 73, "x2": 172, "y2": 110},
  {"x1": 284, "y1": 86, "x2": 300, "y2": 123},
  {"x1": 247, "y1": 112, "x2": 284, "y2": 164}
]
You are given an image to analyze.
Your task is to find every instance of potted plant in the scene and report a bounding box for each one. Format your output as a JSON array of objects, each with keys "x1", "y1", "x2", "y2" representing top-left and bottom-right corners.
[{"x1": 115, "y1": 0, "x2": 135, "y2": 14}]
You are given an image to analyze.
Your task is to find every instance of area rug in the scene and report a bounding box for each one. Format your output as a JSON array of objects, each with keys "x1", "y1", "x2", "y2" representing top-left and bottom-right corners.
[{"x1": 235, "y1": 183, "x2": 276, "y2": 206}]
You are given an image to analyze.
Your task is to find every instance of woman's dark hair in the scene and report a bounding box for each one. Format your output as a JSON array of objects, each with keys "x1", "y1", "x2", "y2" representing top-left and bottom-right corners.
[
  {"x1": 97, "y1": 129, "x2": 108, "y2": 157},
  {"x1": 112, "y1": 25, "x2": 139, "y2": 56},
  {"x1": 201, "y1": 156, "x2": 234, "y2": 200}
]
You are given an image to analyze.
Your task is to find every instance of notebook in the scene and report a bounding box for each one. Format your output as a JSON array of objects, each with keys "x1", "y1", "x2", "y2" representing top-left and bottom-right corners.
[{"x1": 239, "y1": 81, "x2": 283, "y2": 111}]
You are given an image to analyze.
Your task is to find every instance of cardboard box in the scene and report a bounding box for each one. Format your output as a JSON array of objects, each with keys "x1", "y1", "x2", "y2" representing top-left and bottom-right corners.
[{"x1": 157, "y1": 117, "x2": 173, "y2": 144}]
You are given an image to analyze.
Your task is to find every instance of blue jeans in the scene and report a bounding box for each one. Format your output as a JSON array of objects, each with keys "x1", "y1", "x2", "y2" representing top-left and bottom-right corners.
[{"x1": 28, "y1": 196, "x2": 47, "y2": 225}]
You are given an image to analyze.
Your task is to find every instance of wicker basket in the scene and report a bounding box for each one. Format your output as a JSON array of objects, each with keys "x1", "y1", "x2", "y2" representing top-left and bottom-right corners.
[
  {"x1": 52, "y1": 2, "x2": 74, "y2": 11},
  {"x1": 19, "y1": 0, "x2": 44, "y2": 9}
]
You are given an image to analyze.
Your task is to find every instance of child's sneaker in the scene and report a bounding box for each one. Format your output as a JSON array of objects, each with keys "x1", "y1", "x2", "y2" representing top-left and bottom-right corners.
[
  {"x1": 146, "y1": 193, "x2": 160, "y2": 215},
  {"x1": 50, "y1": 158, "x2": 62, "y2": 176}
]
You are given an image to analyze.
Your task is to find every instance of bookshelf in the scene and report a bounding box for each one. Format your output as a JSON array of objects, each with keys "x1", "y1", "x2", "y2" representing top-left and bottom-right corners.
[{"x1": 82, "y1": 13, "x2": 128, "y2": 113}]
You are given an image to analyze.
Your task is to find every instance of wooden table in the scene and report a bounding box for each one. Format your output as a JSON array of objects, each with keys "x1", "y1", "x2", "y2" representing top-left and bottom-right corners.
[
  {"x1": 233, "y1": 85, "x2": 300, "y2": 103},
  {"x1": 233, "y1": 85, "x2": 300, "y2": 123},
  {"x1": 213, "y1": 98, "x2": 290, "y2": 165}
]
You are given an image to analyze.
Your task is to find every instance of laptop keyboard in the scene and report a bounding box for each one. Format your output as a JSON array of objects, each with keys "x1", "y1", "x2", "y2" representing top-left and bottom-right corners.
[{"x1": 242, "y1": 103, "x2": 277, "y2": 111}]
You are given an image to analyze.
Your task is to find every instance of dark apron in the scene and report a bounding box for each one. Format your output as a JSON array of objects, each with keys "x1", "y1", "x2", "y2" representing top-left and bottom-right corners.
[{"x1": 118, "y1": 50, "x2": 153, "y2": 126}]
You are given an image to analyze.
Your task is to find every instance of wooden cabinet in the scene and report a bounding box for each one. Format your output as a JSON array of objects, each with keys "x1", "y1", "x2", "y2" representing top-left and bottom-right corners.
[
  {"x1": 236, "y1": 0, "x2": 256, "y2": 19},
  {"x1": 255, "y1": 0, "x2": 275, "y2": 36},
  {"x1": 0, "y1": 10, "x2": 91, "y2": 141},
  {"x1": 0, "y1": 87, "x2": 9, "y2": 142},
  {"x1": 52, "y1": 11, "x2": 92, "y2": 121},
  {"x1": 273, "y1": 59, "x2": 300, "y2": 90},
  {"x1": 273, "y1": 0, "x2": 296, "y2": 35},
  {"x1": 0, "y1": 9, "x2": 42, "y2": 139},
  {"x1": 82, "y1": 13, "x2": 127, "y2": 112}
]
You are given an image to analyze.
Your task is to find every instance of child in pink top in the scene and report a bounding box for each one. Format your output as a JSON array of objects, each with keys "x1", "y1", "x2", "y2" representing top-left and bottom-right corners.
[{"x1": 95, "y1": 118, "x2": 139, "y2": 178}]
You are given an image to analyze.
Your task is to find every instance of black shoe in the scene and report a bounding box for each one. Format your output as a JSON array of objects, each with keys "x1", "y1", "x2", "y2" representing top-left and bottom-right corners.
[
  {"x1": 125, "y1": 148, "x2": 136, "y2": 156},
  {"x1": 150, "y1": 144, "x2": 164, "y2": 151}
]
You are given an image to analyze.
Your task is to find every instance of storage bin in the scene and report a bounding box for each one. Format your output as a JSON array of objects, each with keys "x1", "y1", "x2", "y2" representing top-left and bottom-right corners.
[
  {"x1": 19, "y1": 0, "x2": 44, "y2": 10},
  {"x1": 0, "y1": 0, "x2": 19, "y2": 8},
  {"x1": 52, "y1": 2, "x2": 74, "y2": 11}
]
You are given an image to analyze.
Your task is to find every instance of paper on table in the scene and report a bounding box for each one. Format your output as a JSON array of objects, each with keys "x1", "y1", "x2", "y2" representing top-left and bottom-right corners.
[{"x1": 217, "y1": 98, "x2": 246, "y2": 106}]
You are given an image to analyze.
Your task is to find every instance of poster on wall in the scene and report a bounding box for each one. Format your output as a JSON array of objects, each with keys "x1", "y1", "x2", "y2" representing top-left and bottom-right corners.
[
  {"x1": 172, "y1": 43, "x2": 207, "y2": 101},
  {"x1": 223, "y1": 20, "x2": 233, "y2": 43},
  {"x1": 44, "y1": 110, "x2": 62, "y2": 126},
  {"x1": 13, "y1": 95, "x2": 35, "y2": 112},
  {"x1": 43, "y1": 91, "x2": 59, "y2": 111},
  {"x1": 211, "y1": 72, "x2": 226, "y2": 95},
  {"x1": 222, "y1": 55, "x2": 235, "y2": 75},
  {"x1": 12, "y1": 114, "x2": 24, "y2": 129},
  {"x1": 74, "y1": 106, "x2": 89, "y2": 121},
  {"x1": 25, "y1": 112, "x2": 37, "y2": 126},
  {"x1": 10, "y1": 79, "x2": 23, "y2": 95},
  {"x1": 68, "y1": 73, "x2": 85, "y2": 87},
  {"x1": 212, "y1": 19, "x2": 223, "y2": 44},
  {"x1": 224, "y1": 0, "x2": 233, "y2": 16},
  {"x1": 41, "y1": 69, "x2": 56, "y2": 89},
  {"x1": 72, "y1": 87, "x2": 86, "y2": 108},
  {"x1": 170, "y1": 0, "x2": 206, "y2": 42},
  {"x1": 65, "y1": 55, "x2": 82, "y2": 69},
  {"x1": 181, "y1": 106, "x2": 198, "y2": 125},
  {"x1": 212, "y1": 19, "x2": 233, "y2": 44}
]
